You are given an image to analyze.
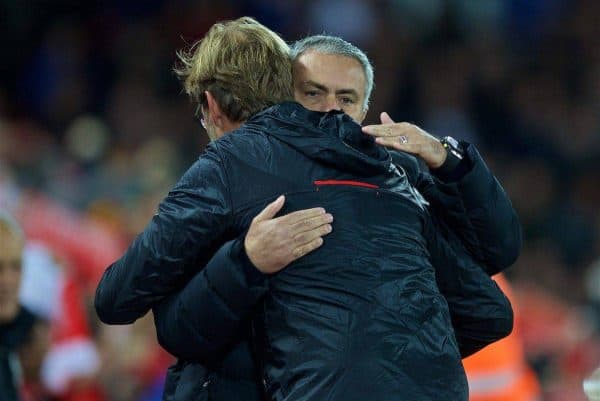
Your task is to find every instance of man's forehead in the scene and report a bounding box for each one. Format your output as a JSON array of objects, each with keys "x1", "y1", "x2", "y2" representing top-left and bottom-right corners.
[{"x1": 294, "y1": 51, "x2": 366, "y2": 91}]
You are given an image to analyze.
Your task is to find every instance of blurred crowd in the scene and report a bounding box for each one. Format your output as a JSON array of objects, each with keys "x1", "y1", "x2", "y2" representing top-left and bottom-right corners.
[{"x1": 1, "y1": 0, "x2": 599, "y2": 400}]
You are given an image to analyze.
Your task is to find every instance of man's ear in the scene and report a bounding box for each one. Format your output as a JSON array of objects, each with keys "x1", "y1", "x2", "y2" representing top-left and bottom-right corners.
[{"x1": 205, "y1": 91, "x2": 226, "y2": 129}]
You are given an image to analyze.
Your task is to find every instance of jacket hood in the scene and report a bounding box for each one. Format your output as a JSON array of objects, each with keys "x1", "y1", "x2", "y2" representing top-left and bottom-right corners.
[{"x1": 244, "y1": 102, "x2": 393, "y2": 176}]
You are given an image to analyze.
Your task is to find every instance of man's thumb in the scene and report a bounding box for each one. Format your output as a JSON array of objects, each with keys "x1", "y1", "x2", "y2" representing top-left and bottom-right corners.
[
  {"x1": 380, "y1": 111, "x2": 395, "y2": 125},
  {"x1": 254, "y1": 195, "x2": 285, "y2": 222}
]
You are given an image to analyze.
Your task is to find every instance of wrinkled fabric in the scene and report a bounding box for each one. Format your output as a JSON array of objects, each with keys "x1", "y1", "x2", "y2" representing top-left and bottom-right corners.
[
  {"x1": 252, "y1": 189, "x2": 467, "y2": 401},
  {"x1": 95, "y1": 102, "x2": 518, "y2": 401},
  {"x1": 391, "y1": 148, "x2": 522, "y2": 274}
]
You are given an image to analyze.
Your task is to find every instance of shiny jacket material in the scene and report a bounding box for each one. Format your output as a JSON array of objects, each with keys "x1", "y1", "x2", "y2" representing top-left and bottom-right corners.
[{"x1": 95, "y1": 102, "x2": 519, "y2": 401}]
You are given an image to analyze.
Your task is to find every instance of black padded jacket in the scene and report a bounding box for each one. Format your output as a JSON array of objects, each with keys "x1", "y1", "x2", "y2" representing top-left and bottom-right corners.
[{"x1": 95, "y1": 102, "x2": 519, "y2": 401}]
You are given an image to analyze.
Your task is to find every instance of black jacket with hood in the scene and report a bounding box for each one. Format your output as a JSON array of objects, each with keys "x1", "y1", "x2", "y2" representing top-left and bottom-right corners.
[{"x1": 95, "y1": 102, "x2": 519, "y2": 401}]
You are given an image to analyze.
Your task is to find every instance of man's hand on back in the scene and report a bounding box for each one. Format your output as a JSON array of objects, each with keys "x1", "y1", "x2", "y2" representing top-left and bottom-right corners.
[
  {"x1": 362, "y1": 112, "x2": 447, "y2": 169},
  {"x1": 244, "y1": 195, "x2": 333, "y2": 274}
]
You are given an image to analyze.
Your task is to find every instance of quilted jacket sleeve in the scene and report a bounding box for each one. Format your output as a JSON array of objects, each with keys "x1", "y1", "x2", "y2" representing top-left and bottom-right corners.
[
  {"x1": 95, "y1": 144, "x2": 233, "y2": 325},
  {"x1": 415, "y1": 143, "x2": 522, "y2": 274},
  {"x1": 152, "y1": 238, "x2": 268, "y2": 363},
  {"x1": 426, "y1": 214, "x2": 514, "y2": 358}
]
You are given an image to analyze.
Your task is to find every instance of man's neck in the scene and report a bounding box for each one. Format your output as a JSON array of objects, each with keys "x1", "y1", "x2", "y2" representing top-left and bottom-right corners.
[{"x1": 217, "y1": 119, "x2": 245, "y2": 138}]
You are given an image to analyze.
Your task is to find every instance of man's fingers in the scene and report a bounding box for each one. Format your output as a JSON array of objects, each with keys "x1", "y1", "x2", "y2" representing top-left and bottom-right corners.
[
  {"x1": 362, "y1": 122, "x2": 413, "y2": 137},
  {"x1": 375, "y1": 137, "x2": 422, "y2": 154},
  {"x1": 293, "y1": 223, "x2": 332, "y2": 246},
  {"x1": 253, "y1": 195, "x2": 285, "y2": 222},
  {"x1": 276, "y1": 207, "x2": 327, "y2": 225},
  {"x1": 289, "y1": 213, "x2": 333, "y2": 233},
  {"x1": 292, "y1": 237, "x2": 324, "y2": 259},
  {"x1": 380, "y1": 111, "x2": 395, "y2": 125}
]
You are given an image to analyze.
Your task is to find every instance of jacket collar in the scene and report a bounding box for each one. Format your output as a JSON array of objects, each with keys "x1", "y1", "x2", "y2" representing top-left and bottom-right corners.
[{"x1": 245, "y1": 102, "x2": 393, "y2": 176}]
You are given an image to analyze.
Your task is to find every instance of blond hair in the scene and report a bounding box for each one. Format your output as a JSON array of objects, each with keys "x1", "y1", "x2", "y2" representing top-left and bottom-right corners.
[{"x1": 176, "y1": 17, "x2": 293, "y2": 122}]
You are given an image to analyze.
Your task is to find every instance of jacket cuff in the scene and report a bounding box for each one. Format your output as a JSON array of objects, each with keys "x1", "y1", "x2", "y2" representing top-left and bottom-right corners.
[
  {"x1": 433, "y1": 144, "x2": 494, "y2": 210},
  {"x1": 431, "y1": 141, "x2": 472, "y2": 182},
  {"x1": 204, "y1": 239, "x2": 268, "y2": 315},
  {"x1": 235, "y1": 238, "x2": 268, "y2": 285}
]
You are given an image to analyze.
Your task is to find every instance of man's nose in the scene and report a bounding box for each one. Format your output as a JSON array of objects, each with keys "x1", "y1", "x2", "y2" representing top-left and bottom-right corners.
[{"x1": 324, "y1": 96, "x2": 342, "y2": 112}]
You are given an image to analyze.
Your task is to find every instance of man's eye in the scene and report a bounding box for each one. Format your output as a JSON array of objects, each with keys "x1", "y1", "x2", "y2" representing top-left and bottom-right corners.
[
  {"x1": 305, "y1": 91, "x2": 319, "y2": 97},
  {"x1": 340, "y1": 97, "x2": 355, "y2": 105}
]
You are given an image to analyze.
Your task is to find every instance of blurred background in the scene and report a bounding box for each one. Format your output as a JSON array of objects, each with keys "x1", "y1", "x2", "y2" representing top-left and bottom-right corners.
[{"x1": 1, "y1": 0, "x2": 599, "y2": 400}]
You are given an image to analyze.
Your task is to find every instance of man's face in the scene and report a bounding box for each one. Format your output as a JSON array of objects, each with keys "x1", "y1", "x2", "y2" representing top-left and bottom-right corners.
[
  {"x1": 293, "y1": 51, "x2": 368, "y2": 124},
  {"x1": 0, "y1": 231, "x2": 23, "y2": 323}
]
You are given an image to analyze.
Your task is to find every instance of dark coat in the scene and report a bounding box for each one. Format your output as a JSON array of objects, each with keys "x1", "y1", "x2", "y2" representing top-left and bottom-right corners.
[
  {"x1": 95, "y1": 102, "x2": 519, "y2": 401},
  {"x1": 0, "y1": 307, "x2": 36, "y2": 401}
]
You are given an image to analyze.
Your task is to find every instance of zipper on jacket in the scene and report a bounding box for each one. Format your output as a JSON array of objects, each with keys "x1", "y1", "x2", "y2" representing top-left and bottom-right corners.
[{"x1": 314, "y1": 180, "x2": 379, "y2": 189}]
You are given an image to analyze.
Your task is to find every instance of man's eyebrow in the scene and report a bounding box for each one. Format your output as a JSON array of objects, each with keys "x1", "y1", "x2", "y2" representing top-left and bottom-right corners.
[
  {"x1": 335, "y1": 88, "x2": 358, "y2": 97},
  {"x1": 302, "y1": 81, "x2": 359, "y2": 97},
  {"x1": 302, "y1": 80, "x2": 329, "y2": 92}
]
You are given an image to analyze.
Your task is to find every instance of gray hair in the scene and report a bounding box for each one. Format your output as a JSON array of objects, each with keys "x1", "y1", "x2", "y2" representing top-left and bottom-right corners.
[{"x1": 290, "y1": 35, "x2": 375, "y2": 111}]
